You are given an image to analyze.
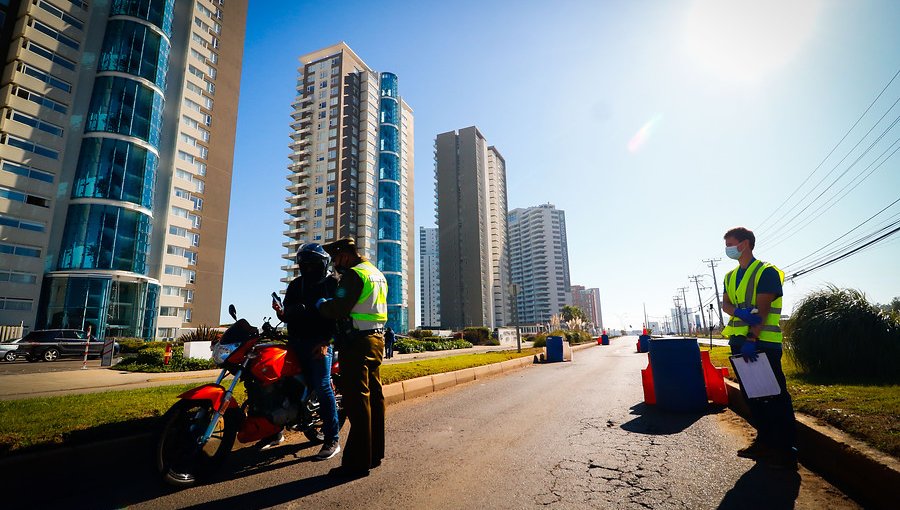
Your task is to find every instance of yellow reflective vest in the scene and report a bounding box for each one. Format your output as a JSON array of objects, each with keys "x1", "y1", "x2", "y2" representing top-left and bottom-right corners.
[
  {"x1": 349, "y1": 260, "x2": 388, "y2": 330},
  {"x1": 723, "y1": 259, "x2": 784, "y2": 343}
]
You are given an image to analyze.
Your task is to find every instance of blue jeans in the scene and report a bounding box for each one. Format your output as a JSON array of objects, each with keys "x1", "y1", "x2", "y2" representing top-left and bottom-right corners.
[
  {"x1": 729, "y1": 337, "x2": 797, "y2": 451},
  {"x1": 303, "y1": 345, "x2": 339, "y2": 443}
]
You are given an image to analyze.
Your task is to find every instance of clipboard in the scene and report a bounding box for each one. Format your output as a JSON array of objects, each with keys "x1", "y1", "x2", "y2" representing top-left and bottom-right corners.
[{"x1": 729, "y1": 353, "x2": 781, "y2": 398}]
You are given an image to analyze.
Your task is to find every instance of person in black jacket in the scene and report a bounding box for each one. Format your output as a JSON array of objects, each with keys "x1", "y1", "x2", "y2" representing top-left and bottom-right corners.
[{"x1": 268, "y1": 243, "x2": 341, "y2": 461}]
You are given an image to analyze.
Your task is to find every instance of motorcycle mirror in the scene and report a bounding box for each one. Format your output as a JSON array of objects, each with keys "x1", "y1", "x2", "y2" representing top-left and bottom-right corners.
[{"x1": 228, "y1": 304, "x2": 237, "y2": 320}]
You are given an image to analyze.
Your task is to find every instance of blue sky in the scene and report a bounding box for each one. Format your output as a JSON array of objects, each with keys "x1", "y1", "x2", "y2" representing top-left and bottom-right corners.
[{"x1": 221, "y1": 0, "x2": 900, "y2": 330}]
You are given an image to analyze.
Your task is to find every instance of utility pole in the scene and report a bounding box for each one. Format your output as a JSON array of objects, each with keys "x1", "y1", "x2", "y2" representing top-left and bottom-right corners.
[
  {"x1": 643, "y1": 302, "x2": 648, "y2": 331},
  {"x1": 673, "y1": 295, "x2": 684, "y2": 334},
  {"x1": 704, "y1": 258, "x2": 725, "y2": 327},
  {"x1": 689, "y1": 275, "x2": 709, "y2": 330},
  {"x1": 678, "y1": 286, "x2": 691, "y2": 335}
]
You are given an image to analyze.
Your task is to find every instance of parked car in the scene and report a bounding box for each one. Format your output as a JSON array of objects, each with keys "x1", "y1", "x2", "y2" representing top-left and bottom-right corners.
[
  {"x1": 1, "y1": 337, "x2": 25, "y2": 362},
  {"x1": 12, "y1": 329, "x2": 120, "y2": 362}
]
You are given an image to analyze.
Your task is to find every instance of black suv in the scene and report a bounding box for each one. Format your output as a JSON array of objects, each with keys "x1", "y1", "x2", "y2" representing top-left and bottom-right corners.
[{"x1": 13, "y1": 329, "x2": 118, "y2": 362}]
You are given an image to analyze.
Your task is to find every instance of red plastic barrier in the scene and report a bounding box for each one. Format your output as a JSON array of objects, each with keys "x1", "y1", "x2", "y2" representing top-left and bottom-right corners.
[
  {"x1": 700, "y1": 350, "x2": 728, "y2": 405},
  {"x1": 641, "y1": 357, "x2": 656, "y2": 405}
]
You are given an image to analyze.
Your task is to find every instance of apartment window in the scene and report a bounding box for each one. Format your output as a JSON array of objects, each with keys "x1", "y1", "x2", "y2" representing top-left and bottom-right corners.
[
  {"x1": 37, "y1": 1, "x2": 84, "y2": 30},
  {"x1": 0, "y1": 242, "x2": 41, "y2": 258},
  {"x1": 25, "y1": 40, "x2": 76, "y2": 71},
  {"x1": 185, "y1": 308, "x2": 192, "y2": 322},
  {"x1": 1, "y1": 160, "x2": 53, "y2": 184},
  {"x1": 31, "y1": 19, "x2": 80, "y2": 50},
  {"x1": 171, "y1": 206, "x2": 189, "y2": 218},
  {"x1": 2, "y1": 134, "x2": 58, "y2": 160},
  {"x1": 159, "y1": 306, "x2": 180, "y2": 317},
  {"x1": 205, "y1": 81, "x2": 215, "y2": 95},
  {"x1": 9, "y1": 110, "x2": 63, "y2": 136},
  {"x1": 0, "y1": 214, "x2": 46, "y2": 232},
  {"x1": 184, "y1": 98, "x2": 202, "y2": 112},
  {"x1": 186, "y1": 81, "x2": 203, "y2": 96},
  {"x1": 188, "y1": 65, "x2": 204, "y2": 80},
  {"x1": 12, "y1": 86, "x2": 68, "y2": 114},
  {"x1": 0, "y1": 270, "x2": 38, "y2": 284},
  {"x1": 169, "y1": 225, "x2": 187, "y2": 237},
  {"x1": 0, "y1": 298, "x2": 33, "y2": 311},
  {"x1": 20, "y1": 63, "x2": 72, "y2": 92},
  {"x1": 174, "y1": 187, "x2": 192, "y2": 200}
]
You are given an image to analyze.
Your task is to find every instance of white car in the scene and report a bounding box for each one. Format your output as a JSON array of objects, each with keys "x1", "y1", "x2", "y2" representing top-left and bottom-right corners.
[{"x1": 0, "y1": 337, "x2": 24, "y2": 362}]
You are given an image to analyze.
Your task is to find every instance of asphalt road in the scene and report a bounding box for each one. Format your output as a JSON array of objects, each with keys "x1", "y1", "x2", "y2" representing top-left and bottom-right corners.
[
  {"x1": 31, "y1": 339, "x2": 857, "y2": 509},
  {"x1": 0, "y1": 357, "x2": 114, "y2": 374}
]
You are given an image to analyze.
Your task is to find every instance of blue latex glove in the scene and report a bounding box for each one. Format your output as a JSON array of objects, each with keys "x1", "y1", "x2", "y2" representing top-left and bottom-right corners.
[
  {"x1": 734, "y1": 307, "x2": 762, "y2": 326},
  {"x1": 740, "y1": 339, "x2": 759, "y2": 362},
  {"x1": 315, "y1": 297, "x2": 329, "y2": 309}
]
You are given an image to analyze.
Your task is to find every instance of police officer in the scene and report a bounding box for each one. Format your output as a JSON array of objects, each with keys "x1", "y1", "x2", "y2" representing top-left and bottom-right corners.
[
  {"x1": 269, "y1": 243, "x2": 341, "y2": 461},
  {"x1": 317, "y1": 237, "x2": 387, "y2": 477},
  {"x1": 722, "y1": 227, "x2": 797, "y2": 469}
]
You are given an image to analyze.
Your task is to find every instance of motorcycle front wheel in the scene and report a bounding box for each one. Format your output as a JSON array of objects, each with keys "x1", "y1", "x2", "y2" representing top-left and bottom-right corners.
[{"x1": 155, "y1": 400, "x2": 239, "y2": 488}]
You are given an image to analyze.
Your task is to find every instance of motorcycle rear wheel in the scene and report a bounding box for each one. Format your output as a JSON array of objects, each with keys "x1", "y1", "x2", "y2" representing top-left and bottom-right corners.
[{"x1": 155, "y1": 400, "x2": 238, "y2": 488}]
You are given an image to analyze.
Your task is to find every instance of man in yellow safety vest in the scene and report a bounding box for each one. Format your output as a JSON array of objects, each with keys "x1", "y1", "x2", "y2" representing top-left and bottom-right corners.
[
  {"x1": 722, "y1": 227, "x2": 797, "y2": 470},
  {"x1": 318, "y1": 237, "x2": 388, "y2": 478}
]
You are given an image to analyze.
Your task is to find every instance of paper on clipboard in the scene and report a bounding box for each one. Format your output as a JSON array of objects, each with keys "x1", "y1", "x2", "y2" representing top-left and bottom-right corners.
[{"x1": 730, "y1": 353, "x2": 781, "y2": 398}]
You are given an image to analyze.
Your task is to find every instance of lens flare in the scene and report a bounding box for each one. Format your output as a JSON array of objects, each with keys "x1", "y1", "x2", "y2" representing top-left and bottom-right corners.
[{"x1": 628, "y1": 114, "x2": 663, "y2": 153}]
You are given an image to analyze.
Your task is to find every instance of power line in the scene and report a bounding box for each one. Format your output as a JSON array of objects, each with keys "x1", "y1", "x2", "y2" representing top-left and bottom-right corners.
[
  {"x1": 766, "y1": 108, "x2": 900, "y2": 241},
  {"x1": 767, "y1": 135, "x2": 900, "y2": 249},
  {"x1": 786, "y1": 222, "x2": 900, "y2": 281},
  {"x1": 782, "y1": 196, "x2": 900, "y2": 272},
  {"x1": 757, "y1": 67, "x2": 900, "y2": 231}
]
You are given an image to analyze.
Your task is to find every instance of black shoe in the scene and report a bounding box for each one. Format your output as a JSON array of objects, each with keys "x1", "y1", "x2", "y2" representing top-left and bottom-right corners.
[
  {"x1": 329, "y1": 466, "x2": 369, "y2": 479},
  {"x1": 371, "y1": 459, "x2": 382, "y2": 469}
]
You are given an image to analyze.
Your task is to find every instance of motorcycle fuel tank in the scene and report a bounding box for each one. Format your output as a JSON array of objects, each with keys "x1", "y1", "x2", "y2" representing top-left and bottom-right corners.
[{"x1": 250, "y1": 345, "x2": 302, "y2": 385}]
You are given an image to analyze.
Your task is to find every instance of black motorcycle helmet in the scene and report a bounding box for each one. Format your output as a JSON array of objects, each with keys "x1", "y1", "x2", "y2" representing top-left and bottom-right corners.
[{"x1": 296, "y1": 243, "x2": 331, "y2": 282}]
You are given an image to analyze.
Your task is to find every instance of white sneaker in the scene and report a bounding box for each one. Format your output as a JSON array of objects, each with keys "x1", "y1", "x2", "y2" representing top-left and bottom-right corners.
[{"x1": 314, "y1": 441, "x2": 340, "y2": 460}]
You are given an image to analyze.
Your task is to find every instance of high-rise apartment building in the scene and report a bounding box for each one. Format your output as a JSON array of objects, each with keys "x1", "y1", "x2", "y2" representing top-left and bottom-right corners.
[
  {"x1": 0, "y1": 0, "x2": 247, "y2": 339},
  {"x1": 418, "y1": 226, "x2": 439, "y2": 328},
  {"x1": 570, "y1": 285, "x2": 603, "y2": 331},
  {"x1": 434, "y1": 126, "x2": 509, "y2": 329},
  {"x1": 283, "y1": 42, "x2": 414, "y2": 333},
  {"x1": 508, "y1": 204, "x2": 571, "y2": 326}
]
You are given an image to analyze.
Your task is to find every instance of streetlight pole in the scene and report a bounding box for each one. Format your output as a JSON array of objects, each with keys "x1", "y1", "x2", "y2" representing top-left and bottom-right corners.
[{"x1": 509, "y1": 283, "x2": 521, "y2": 353}]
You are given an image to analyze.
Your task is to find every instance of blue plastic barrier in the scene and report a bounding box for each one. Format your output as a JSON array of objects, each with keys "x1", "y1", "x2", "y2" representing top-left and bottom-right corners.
[
  {"x1": 601, "y1": 334, "x2": 609, "y2": 345},
  {"x1": 648, "y1": 338, "x2": 708, "y2": 412},
  {"x1": 637, "y1": 334, "x2": 650, "y2": 352},
  {"x1": 546, "y1": 336, "x2": 564, "y2": 362}
]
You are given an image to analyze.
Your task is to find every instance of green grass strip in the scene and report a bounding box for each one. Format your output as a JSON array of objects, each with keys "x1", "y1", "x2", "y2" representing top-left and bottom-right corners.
[{"x1": 0, "y1": 348, "x2": 539, "y2": 454}]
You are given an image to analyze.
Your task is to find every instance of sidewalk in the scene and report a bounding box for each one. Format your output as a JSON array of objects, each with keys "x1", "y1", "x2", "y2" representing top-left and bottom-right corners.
[{"x1": 0, "y1": 343, "x2": 534, "y2": 401}]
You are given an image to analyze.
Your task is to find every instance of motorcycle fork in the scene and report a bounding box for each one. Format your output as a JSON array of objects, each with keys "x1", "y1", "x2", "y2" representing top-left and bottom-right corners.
[{"x1": 198, "y1": 368, "x2": 243, "y2": 445}]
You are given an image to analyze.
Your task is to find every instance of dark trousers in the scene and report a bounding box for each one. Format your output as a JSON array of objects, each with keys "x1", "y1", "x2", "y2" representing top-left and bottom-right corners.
[
  {"x1": 338, "y1": 332, "x2": 385, "y2": 471},
  {"x1": 730, "y1": 337, "x2": 797, "y2": 451}
]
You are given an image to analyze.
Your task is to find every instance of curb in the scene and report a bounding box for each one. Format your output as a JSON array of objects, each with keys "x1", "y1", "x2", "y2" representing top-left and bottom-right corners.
[{"x1": 724, "y1": 379, "x2": 900, "y2": 510}]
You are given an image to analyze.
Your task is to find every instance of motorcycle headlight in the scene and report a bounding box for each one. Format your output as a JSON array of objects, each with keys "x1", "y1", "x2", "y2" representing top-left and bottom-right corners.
[{"x1": 212, "y1": 342, "x2": 238, "y2": 365}]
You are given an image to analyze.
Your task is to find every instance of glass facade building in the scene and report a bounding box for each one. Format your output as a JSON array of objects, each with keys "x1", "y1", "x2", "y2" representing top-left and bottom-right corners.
[
  {"x1": 284, "y1": 44, "x2": 414, "y2": 333},
  {"x1": 36, "y1": 0, "x2": 175, "y2": 338},
  {"x1": 376, "y1": 72, "x2": 406, "y2": 332}
]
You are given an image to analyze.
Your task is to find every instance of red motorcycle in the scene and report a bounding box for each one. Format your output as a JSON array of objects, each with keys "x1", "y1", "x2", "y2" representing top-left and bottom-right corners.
[{"x1": 155, "y1": 304, "x2": 343, "y2": 487}]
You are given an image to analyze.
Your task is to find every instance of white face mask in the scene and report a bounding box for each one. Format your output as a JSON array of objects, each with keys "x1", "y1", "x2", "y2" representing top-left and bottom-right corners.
[{"x1": 725, "y1": 245, "x2": 742, "y2": 260}]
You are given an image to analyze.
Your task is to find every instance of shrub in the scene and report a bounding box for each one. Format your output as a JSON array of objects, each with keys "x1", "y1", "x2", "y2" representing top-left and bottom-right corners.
[
  {"x1": 393, "y1": 337, "x2": 472, "y2": 354},
  {"x1": 408, "y1": 329, "x2": 433, "y2": 339},
  {"x1": 394, "y1": 338, "x2": 425, "y2": 354},
  {"x1": 785, "y1": 286, "x2": 900, "y2": 382},
  {"x1": 179, "y1": 326, "x2": 221, "y2": 344},
  {"x1": 116, "y1": 344, "x2": 216, "y2": 372},
  {"x1": 532, "y1": 333, "x2": 548, "y2": 348},
  {"x1": 116, "y1": 338, "x2": 147, "y2": 354},
  {"x1": 463, "y1": 327, "x2": 492, "y2": 345}
]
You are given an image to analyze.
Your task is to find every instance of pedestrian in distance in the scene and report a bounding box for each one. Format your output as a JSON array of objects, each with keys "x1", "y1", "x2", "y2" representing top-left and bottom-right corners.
[
  {"x1": 317, "y1": 237, "x2": 388, "y2": 478},
  {"x1": 721, "y1": 226, "x2": 797, "y2": 469},
  {"x1": 270, "y1": 243, "x2": 342, "y2": 461},
  {"x1": 384, "y1": 327, "x2": 395, "y2": 359}
]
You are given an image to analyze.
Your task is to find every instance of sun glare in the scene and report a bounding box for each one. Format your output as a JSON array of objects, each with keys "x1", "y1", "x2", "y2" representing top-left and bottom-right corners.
[{"x1": 684, "y1": 0, "x2": 822, "y2": 83}]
